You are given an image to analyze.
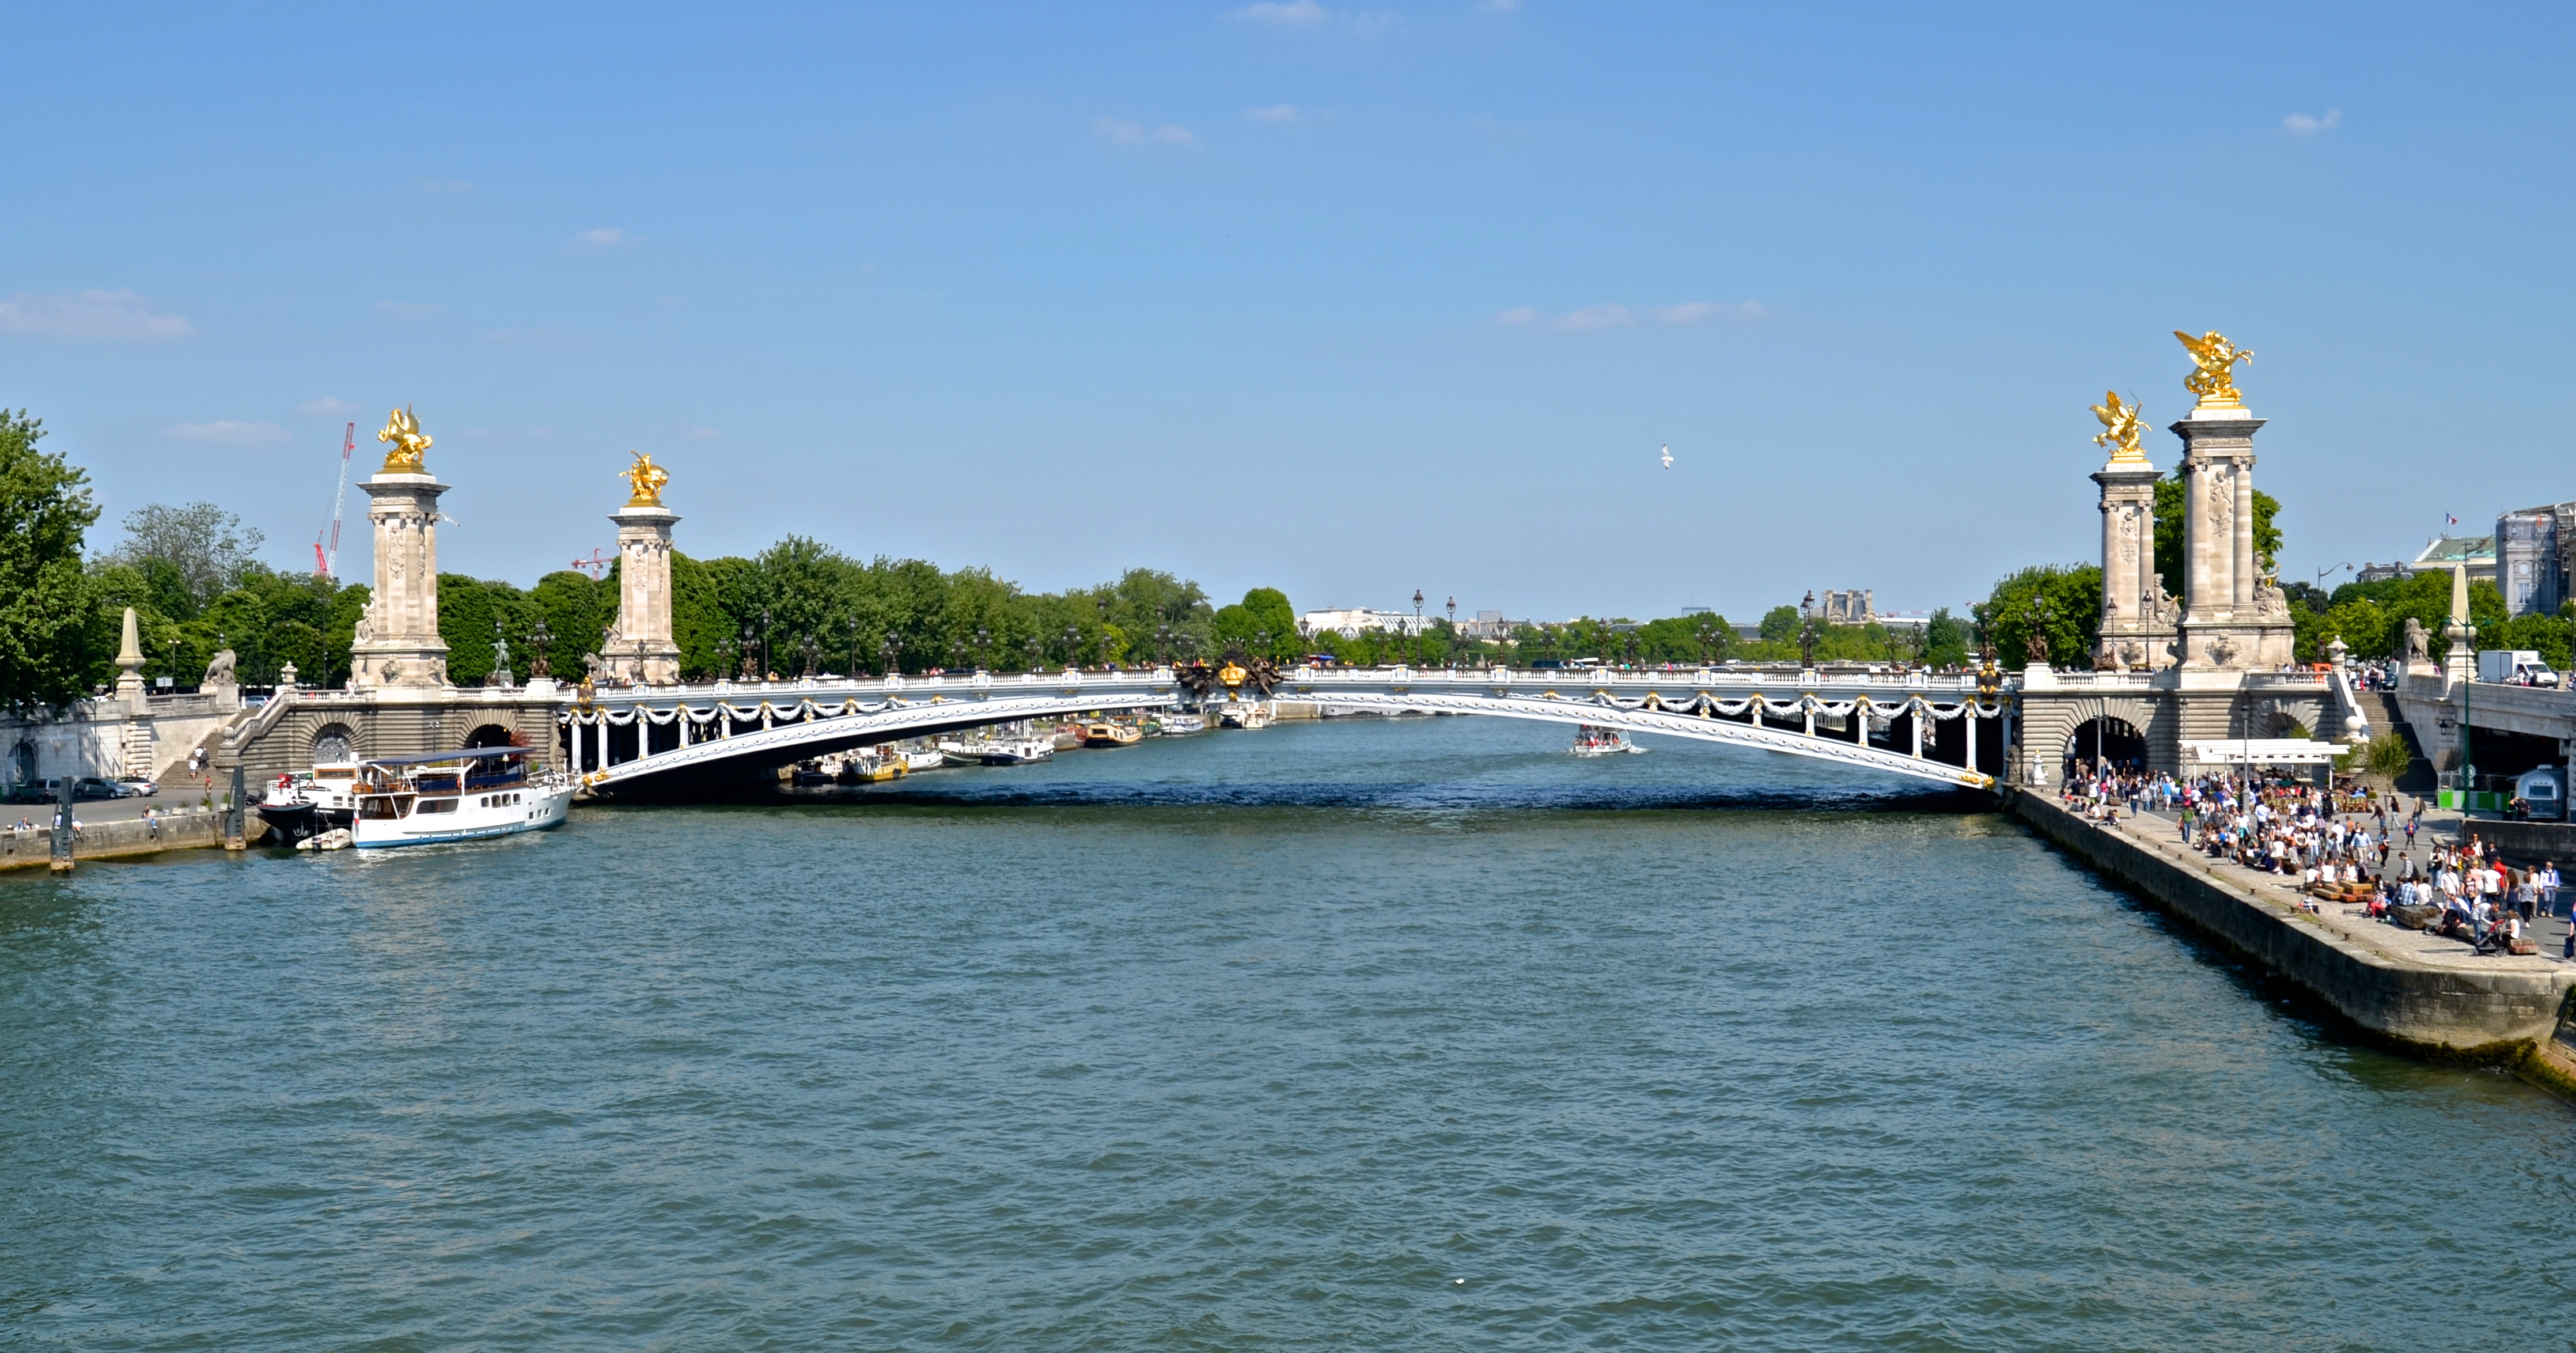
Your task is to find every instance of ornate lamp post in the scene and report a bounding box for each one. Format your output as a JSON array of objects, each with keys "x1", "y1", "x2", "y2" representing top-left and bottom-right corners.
[
  {"x1": 759, "y1": 609, "x2": 772, "y2": 677},
  {"x1": 880, "y1": 631, "x2": 904, "y2": 677},
  {"x1": 976, "y1": 626, "x2": 991, "y2": 672},
  {"x1": 1025, "y1": 636, "x2": 1043, "y2": 673},
  {"x1": 739, "y1": 622, "x2": 758, "y2": 681},
  {"x1": 845, "y1": 617, "x2": 860, "y2": 679},
  {"x1": 531, "y1": 620, "x2": 552, "y2": 679}
]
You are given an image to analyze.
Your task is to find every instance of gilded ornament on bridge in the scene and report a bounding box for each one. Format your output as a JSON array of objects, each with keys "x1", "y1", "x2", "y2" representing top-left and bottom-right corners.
[
  {"x1": 376, "y1": 405, "x2": 432, "y2": 472},
  {"x1": 620, "y1": 450, "x2": 670, "y2": 507},
  {"x1": 2089, "y1": 390, "x2": 2149, "y2": 465},
  {"x1": 2173, "y1": 329, "x2": 2253, "y2": 408}
]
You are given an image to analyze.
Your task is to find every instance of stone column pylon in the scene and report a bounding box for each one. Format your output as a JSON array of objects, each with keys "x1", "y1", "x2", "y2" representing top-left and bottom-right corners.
[
  {"x1": 2092, "y1": 454, "x2": 2161, "y2": 670},
  {"x1": 347, "y1": 407, "x2": 452, "y2": 688},
  {"x1": 2171, "y1": 404, "x2": 2292, "y2": 668},
  {"x1": 601, "y1": 452, "x2": 682, "y2": 685}
]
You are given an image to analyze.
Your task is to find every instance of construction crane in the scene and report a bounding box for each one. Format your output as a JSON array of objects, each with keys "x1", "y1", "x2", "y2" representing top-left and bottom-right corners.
[
  {"x1": 312, "y1": 422, "x2": 354, "y2": 578},
  {"x1": 569, "y1": 549, "x2": 616, "y2": 578}
]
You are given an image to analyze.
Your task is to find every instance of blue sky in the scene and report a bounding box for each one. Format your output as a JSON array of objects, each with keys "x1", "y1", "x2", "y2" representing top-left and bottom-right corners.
[{"x1": 5, "y1": 3, "x2": 2570, "y2": 622}]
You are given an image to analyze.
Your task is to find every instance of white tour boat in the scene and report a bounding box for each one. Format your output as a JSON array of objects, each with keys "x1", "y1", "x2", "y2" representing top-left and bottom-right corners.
[
  {"x1": 1219, "y1": 702, "x2": 1274, "y2": 730},
  {"x1": 1568, "y1": 723, "x2": 1646, "y2": 757},
  {"x1": 353, "y1": 748, "x2": 574, "y2": 848},
  {"x1": 1154, "y1": 711, "x2": 1207, "y2": 736}
]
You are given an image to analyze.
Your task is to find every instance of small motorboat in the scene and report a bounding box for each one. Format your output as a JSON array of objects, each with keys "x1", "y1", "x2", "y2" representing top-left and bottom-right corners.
[
  {"x1": 1569, "y1": 723, "x2": 1646, "y2": 756},
  {"x1": 1219, "y1": 702, "x2": 1273, "y2": 730},
  {"x1": 1154, "y1": 711, "x2": 1207, "y2": 736}
]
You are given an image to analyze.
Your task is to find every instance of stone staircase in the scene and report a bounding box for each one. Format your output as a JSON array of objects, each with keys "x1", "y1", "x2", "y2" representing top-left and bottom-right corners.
[{"x1": 2359, "y1": 690, "x2": 2438, "y2": 794}]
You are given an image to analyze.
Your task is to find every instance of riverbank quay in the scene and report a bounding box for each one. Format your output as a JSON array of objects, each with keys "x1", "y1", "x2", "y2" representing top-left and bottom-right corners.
[
  {"x1": 0, "y1": 809, "x2": 224, "y2": 871},
  {"x1": 2005, "y1": 789, "x2": 2576, "y2": 1094}
]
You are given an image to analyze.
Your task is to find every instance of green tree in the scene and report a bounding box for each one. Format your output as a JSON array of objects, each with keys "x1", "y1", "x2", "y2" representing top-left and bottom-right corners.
[
  {"x1": 0, "y1": 411, "x2": 104, "y2": 711},
  {"x1": 1924, "y1": 607, "x2": 1968, "y2": 667},
  {"x1": 1214, "y1": 586, "x2": 1297, "y2": 659},
  {"x1": 1973, "y1": 564, "x2": 2103, "y2": 670},
  {"x1": 1757, "y1": 605, "x2": 1800, "y2": 641},
  {"x1": 99, "y1": 501, "x2": 268, "y2": 618}
]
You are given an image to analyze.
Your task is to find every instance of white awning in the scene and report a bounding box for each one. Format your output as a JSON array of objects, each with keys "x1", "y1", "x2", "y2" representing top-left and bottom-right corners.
[{"x1": 2180, "y1": 738, "x2": 2350, "y2": 765}]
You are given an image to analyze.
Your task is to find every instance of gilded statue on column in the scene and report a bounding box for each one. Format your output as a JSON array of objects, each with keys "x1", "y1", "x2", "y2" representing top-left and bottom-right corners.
[
  {"x1": 2089, "y1": 390, "x2": 2148, "y2": 465},
  {"x1": 2174, "y1": 329, "x2": 2253, "y2": 408},
  {"x1": 376, "y1": 405, "x2": 433, "y2": 472},
  {"x1": 620, "y1": 451, "x2": 670, "y2": 507}
]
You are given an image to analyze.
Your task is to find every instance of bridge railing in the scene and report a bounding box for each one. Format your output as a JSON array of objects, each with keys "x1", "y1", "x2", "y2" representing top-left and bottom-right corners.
[{"x1": 579, "y1": 663, "x2": 1999, "y2": 705}]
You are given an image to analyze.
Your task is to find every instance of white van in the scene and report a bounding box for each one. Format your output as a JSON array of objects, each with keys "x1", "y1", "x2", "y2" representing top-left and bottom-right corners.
[{"x1": 2477, "y1": 649, "x2": 2560, "y2": 686}]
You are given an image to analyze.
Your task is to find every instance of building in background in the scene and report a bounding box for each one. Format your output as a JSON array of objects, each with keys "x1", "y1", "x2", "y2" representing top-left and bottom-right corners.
[
  {"x1": 1818, "y1": 589, "x2": 1876, "y2": 625},
  {"x1": 1299, "y1": 607, "x2": 1430, "y2": 639},
  {"x1": 2407, "y1": 534, "x2": 2497, "y2": 585},
  {"x1": 2497, "y1": 507, "x2": 2563, "y2": 616}
]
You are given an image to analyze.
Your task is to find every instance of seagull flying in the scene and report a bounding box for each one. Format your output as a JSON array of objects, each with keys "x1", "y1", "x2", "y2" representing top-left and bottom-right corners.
[{"x1": 1660, "y1": 444, "x2": 1673, "y2": 469}]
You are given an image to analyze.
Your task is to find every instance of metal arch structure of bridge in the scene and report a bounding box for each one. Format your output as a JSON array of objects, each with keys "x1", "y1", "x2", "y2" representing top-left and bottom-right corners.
[{"x1": 561, "y1": 665, "x2": 2012, "y2": 796}]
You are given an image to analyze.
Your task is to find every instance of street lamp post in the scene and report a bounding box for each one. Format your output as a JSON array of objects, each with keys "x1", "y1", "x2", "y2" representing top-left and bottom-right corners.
[
  {"x1": 759, "y1": 609, "x2": 772, "y2": 678},
  {"x1": 740, "y1": 622, "x2": 757, "y2": 681}
]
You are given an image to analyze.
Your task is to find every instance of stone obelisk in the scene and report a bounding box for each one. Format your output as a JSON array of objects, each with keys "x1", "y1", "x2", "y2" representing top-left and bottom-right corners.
[
  {"x1": 347, "y1": 406, "x2": 453, "y2": 688},
  {"x1": 2169, "y1": 332, "x2": 2294, "y2": 669},
  {"x1": 601, "y1": 453, "x2": 682, "y2": 686},
  {"x1": 2088, "y1": 393, "x2": 2164, "y2": 670}
]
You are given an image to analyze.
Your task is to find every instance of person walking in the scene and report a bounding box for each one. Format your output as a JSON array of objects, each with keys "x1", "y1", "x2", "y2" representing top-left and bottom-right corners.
[{"x1": 2541, "y1": 861, "x2": 2562, "y2": 919}]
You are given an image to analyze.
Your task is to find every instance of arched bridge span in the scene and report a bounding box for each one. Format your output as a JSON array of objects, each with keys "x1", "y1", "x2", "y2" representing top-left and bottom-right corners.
[{"x1": 562, "y1": 665, "x2": 2009, "y2": 797}]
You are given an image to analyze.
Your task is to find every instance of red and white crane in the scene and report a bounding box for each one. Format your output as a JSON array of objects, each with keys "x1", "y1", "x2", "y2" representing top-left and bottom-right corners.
[{"x1": 312, "y1": 422, "x2": 354, "y2": 578}]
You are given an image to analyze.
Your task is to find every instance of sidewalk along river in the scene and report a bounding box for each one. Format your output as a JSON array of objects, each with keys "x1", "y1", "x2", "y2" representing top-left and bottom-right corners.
[{"x1": 3, "y1": 715, "x2": 2571, "y2": 1351}]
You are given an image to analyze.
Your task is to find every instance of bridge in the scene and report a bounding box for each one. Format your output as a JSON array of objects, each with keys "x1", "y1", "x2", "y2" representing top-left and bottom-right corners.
[{"x1": 560, "y1": 663, "x2": 2010, "y2": 797}]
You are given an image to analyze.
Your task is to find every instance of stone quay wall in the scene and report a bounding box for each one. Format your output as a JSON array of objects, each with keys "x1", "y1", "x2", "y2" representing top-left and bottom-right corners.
[
  {"x1": 0, "y1": 809, "x2": 226, "y2": 873},
  {"x1": 2007, "y1": 790, "x2": 2576, "y2": 1066}
]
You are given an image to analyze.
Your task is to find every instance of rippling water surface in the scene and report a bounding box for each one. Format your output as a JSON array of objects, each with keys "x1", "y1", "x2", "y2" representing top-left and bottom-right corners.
[{"x1": 5, "y1": 716, "x2": 2571, "y2": 1350}]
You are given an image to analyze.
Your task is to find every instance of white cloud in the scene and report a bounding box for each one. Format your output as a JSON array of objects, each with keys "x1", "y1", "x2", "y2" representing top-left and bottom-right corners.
[
  {"x1": 1245, "y1": 104, "x2": 1306, "y2": 124},
  {"x1": 374, "y1": 301, "x2": 444, "y2": 318},
  {"x1": 1493, "y1": 306, "x2": 1539, "y2": 325},
  {"x1": 1097, "y1": 117, "x2": 1200, "y2": 147},
  {"x1": 1558, "y1": 304, "x2": 1634, "y2": 331},
  {"x1": 1235, "y1": 0, "x2": 1328, "y2": 23},
  {"x1": 161, "y1": 420, "x2": 290, "y2": 446},
  {"x1": 572, "y1": 227, "x2": 630, "y2": 247},
  {"x1": 1658, "y1": 300, "x2": 1763, "y2": 323},
  {"x1": 2282, "y1": 108, "x2": 2342, "y2": 135},
  {"x1": 295, "y1": 397, "x2": 358, "y2": 418},
  {"x1": 0, "y1": 289, "x2": 193, "y2": 340}
]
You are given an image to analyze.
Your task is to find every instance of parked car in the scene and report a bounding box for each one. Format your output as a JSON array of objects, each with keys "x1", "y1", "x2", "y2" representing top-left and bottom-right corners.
[
  {"x1": 1, "y1": 780, "x2": 47, "y2": 804},
  {"x1": 33, "y1": 778, "x2": 127, "y2": 802},
  {"x1": 115, "y1": 779, "x2": 158, "y2": 798}
]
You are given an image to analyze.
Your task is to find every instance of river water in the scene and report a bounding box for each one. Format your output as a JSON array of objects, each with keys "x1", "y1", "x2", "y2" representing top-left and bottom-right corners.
[{"x1": 5, "y1": 716, "x2": 2571, "y2": 1350}]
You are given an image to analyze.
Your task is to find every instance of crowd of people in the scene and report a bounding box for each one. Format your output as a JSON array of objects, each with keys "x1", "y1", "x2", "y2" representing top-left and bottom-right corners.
[{"x1": 2063, "y1": 760, "x2": 2569, "y2": 959}]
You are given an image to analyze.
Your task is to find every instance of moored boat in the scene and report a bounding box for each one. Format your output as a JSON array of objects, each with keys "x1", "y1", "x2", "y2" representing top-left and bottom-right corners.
[
  {"x1": 944, "y1": 737, "x2": 1055, "y2": 765},
  {"x1": 1219, "y1": 702, "x2": 1273, "y2": 730},
  {"x1": 257, "y1": 761, "x2": 361, "y2": 843},
  {"x1": 1079, "y1": 721, "x2": 1143, "y2": 748},
  {"x1": 1154, "y1": 711, "x2": 1207, "y2": 736},
  {"x1": 351, "y1": 748, "x2": 574, "y2": 848}
]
